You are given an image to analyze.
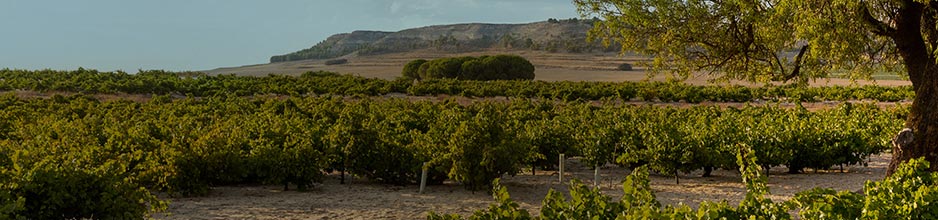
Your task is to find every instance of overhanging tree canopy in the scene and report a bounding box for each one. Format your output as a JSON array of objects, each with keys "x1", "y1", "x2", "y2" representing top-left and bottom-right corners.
[{"x1": 574, "y1": 0, "x2": 938, "y2": 176}]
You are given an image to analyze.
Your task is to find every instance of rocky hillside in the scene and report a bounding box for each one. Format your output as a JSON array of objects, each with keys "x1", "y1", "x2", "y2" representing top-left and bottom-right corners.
[{"x1": 270, "y1": 18, "x2": 615, "y2": 63}]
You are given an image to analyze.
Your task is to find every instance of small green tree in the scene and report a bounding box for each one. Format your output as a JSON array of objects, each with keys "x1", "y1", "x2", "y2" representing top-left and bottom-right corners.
[
  {"x1": 421, "y1": 57, "x2": 474, "y2": 79},
  {"x1": 410, "y1": 55, "x2": 536, "y2": 81},
  {"x1": 401, "y1": 59, "x2": 427, "y2": 80}
]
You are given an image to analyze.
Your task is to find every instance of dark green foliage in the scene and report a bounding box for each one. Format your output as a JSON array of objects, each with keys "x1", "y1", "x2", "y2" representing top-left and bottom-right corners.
[
  {"x1": 402, "y1": 59, "x2": 428, "y2": 80},
  {"x1": 300, "y1": 70, "x2": 342, "y2": 78},
  {"x1": 617, "y1": 63, "x2": 632, "y2": 71},
  {"x1": 409, "y1": 55, "x2": 535, "y2": 81},
  {"x1": 523, "y1": 117, "x2": 575, "y2": 171},
  {"x1": 434, "y1": 104, "x2": 533, "y2": 191},
  {"x1": 1, "y1": 160, "x2": 164, "y2": 220},
  {"x1": 460, "y1": 55, "x2": 535, "y2": 80},
  {"x1": 325, "y1": 59, "x2": 348, "y2": 65},
  {"x1": 419, "y1": 56, "x2": 475, "y2": 79}
]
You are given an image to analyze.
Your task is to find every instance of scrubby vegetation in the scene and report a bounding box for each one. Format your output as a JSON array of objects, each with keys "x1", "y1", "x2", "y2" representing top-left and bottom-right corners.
[
  {"x1": 324, "y1": 58, "x2": 348, "y2": 65},
  {"x1": 617, "y1": 63, "x2": 633, "y2": 71}
]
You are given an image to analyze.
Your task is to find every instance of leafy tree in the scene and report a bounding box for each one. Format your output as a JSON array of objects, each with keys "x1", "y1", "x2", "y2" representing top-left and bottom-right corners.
[
  {"x1": 575, "y1": 0, "x2": 938, "y2": 176},
  {"x1": 420, "y1": 57, "x2": 474, "y2": 79},
  {"x1": 411, "y1": 55, "x2": 535, "y2": 81},
  {"x1": 402, "y1": 59, "x2": 427, "y2": 80}
]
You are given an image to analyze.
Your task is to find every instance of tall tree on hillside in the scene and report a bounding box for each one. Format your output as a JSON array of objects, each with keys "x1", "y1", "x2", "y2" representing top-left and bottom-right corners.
[{"x1": 574, "y1": 0, "x2": 937, "y2": 176}]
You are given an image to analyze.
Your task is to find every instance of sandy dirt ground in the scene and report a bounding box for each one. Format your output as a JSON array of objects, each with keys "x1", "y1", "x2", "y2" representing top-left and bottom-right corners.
[
  {"x1": 154, "y1": 153, "x2": 889, "y2": 220},
  {"x1": 204, "y1": 50, "x2": 911, "y2": 87}
]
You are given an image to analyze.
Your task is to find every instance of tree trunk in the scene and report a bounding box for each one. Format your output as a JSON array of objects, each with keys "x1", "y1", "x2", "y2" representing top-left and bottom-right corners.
[
  {"x1": 884, "y1": 2, "x2": 938, "y2": 176},
  {"x1": 886, "y1": 73, "x2": 938, "y2": 176}
]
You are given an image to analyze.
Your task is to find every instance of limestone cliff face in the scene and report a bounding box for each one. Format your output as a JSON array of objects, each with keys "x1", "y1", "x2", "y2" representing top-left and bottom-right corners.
[{"x1": 270, "y1": 19, "x2": 609, "y2": 63}]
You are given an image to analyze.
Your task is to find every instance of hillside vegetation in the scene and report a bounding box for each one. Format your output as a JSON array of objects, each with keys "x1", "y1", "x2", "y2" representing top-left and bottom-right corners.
[{"x1": 270, "y1": 19, "x2": 616, "y2": 62}]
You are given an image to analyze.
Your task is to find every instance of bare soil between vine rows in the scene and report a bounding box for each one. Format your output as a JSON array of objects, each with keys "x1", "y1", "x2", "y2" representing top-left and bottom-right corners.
[{"x1": 154, "y1": 153, "x2": 889, "y2": 220}]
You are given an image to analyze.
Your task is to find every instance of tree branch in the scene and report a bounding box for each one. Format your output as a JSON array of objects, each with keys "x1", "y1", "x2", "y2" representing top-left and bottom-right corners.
[
  {"x1": 773, "y1": 53, "x2": 786, "y2": 77},
  {"x1": 859, "y1": 2, "x2": 897, "y2": 37},
  {"x1": 783, "y1": 45, "x2": 810, "y2": 82}
]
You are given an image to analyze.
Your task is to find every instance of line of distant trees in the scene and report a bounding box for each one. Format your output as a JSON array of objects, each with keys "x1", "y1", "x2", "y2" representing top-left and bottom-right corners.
[{"x1": 402, "y1": 55, "x2": 535, "y2": 81}]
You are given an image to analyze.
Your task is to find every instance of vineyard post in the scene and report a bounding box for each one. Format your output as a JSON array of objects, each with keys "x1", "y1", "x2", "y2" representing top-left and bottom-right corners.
[
  {"x1": 419, "y1": 162, "x2": 428, "y2": 194},
  {"x1": 593, "y1": 166, "x2": 600, "y2": 188},
  {"x1": 559, "y1": 154, "x2": 565, "y2": 183},
  {"x1": 340, "y1": 169, "x2": 346, "y2": 184}
]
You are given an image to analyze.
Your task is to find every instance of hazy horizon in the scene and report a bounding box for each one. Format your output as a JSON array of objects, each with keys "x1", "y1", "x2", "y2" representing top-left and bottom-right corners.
[{"x1": 0, "y1": 0, "x2": 578, "y2": 72}]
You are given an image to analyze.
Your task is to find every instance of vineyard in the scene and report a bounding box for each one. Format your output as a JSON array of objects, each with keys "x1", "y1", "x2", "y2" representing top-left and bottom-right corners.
[
  {"x1": 430, "y1": 148, "x2": 938, "y2": 220},
  {"x1": 0, "y1": 69, "x2": 922, "y2": 219},
  {"x1": 0, "y1": 69, "x2": 915, "y2": 102}
]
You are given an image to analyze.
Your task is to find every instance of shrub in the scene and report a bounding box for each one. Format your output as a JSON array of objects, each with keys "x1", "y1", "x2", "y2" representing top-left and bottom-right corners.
[
  {"x1": 420, "y1": 57, "x2": 474, "y2": 80},
  {"x1": 402, "y1": 59, "x2": 428, "y2": 80},
  {"x1": 300, "y1": 71, "x2": 342, "y2": 78},
  {"x1": 168, "y1": 120, "x2": 251, "y2": 196},
  {"x1": 618, "y1": 63, "x2": 633, "y2": 71},
  {"x1": 433, "y1": 106, "x2": 532, "y2": 191},
  {"x1": 325, "y1": 59, "x2": 348, "y2": 65},
  {"x1": 465, "y1": 55, "x2": 535, "y2": 80},
  {"x1": 407, "y1": 55, "x2": 535, "y2": 81},
  {"x1": 247, "y1": 114, "x2": 327, "y2": 191},
  {"x1": 458, "y1": 58, "x2": 487, "y2": 80},
  {"x1": 1, "y1": 161, "x2": 165, "y2": 220}
]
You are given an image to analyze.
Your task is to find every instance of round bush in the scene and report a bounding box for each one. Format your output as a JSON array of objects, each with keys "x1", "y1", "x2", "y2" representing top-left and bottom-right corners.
[
  {"x1": 618, "y1": 63, "x2": 633, "y2": 71},
  {"x1": 421, "y1": 57, "x2": 474, "y2": 80},
  {"x1": 3, "y1": 163, "x2": 163, "y2": 220},
  {"x1": 402, "y1": 59, "x2": 427, "y2": 80},
  {"x1": 325, "y1": 59, "x2": 348, "y2": 65},
  {"x1": 406, "y1": 55, "x2": 535, "y2": 81}
]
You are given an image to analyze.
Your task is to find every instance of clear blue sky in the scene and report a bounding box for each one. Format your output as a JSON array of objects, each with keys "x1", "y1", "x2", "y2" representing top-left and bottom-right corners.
[{"x1": 0, "y1": 0, "x2": 579, "y2": 72}]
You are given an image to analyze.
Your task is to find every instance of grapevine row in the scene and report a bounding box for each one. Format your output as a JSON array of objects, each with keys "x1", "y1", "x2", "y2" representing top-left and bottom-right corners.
[
  {"x1": 0, "y1": 68, "x2": 914, "y2": 102},
  {"x1": 431, "y1": 149, "x2": 938, "y2": 220},
  {"x1": 0, "y1": 94, "x2": 902, "y2": 218}
]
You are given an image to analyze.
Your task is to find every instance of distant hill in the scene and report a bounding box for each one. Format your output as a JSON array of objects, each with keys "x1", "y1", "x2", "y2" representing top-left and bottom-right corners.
[{"x1": 270, "y1": 18, "x2": 616, "y2": 63}]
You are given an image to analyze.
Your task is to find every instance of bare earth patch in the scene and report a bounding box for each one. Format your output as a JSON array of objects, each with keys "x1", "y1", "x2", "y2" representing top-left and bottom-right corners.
[
  {"x1": 204, "y1": 50, "x2": 911, "y2": 87},
  {"x1": 155, "y1": 153, "x2": 889, "y2": 220}
]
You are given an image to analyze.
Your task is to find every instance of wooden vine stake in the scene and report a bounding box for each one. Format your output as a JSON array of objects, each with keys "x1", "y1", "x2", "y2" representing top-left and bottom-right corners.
[
  {"x1": 558, "y1": 154, "x2": 565, "y2": 183},
  {"x1": 419, "y1": 162, "x2": 428, "y2": 194},
  {"x1": 594, "y1": 166, "x2": 600, "y2": 188}
]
